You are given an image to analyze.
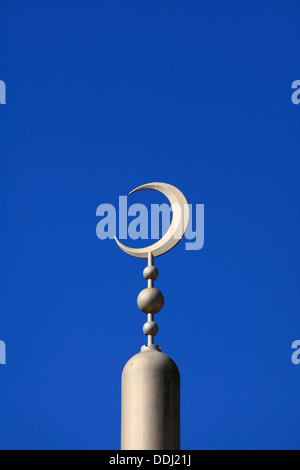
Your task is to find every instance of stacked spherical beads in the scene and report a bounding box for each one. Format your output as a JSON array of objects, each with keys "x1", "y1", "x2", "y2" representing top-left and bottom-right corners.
[{"x1": 137, "y1": 263, "x2": 163, "y2": 343}]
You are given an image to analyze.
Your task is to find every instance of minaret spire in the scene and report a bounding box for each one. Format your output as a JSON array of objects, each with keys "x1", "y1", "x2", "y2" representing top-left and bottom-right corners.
[{"x1": 116, "y1": 182, "x2": 190, "y2": 450}]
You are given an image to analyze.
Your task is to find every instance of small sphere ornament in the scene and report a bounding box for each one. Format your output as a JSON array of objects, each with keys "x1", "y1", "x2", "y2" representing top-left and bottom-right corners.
[
  {"x1": 143, "y1": 320, "x2": 159, "y2": 336},
  {"x1": 143, "y1": 266, "x2": 159, "y2": 281},
  {"x1": 137, "y1": 287, "x2": 164, "y2": 314}
]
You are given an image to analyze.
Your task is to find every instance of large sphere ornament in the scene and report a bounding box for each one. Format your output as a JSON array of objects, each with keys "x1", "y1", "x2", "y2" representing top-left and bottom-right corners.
[{"x1": 137, "y1": 287, "x2": 164, "y2": 314}]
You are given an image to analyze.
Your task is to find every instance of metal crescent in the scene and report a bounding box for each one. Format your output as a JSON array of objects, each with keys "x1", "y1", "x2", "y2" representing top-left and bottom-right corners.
[{"x1": 114, "y1": 182, "x2": 190, "y2": 258}]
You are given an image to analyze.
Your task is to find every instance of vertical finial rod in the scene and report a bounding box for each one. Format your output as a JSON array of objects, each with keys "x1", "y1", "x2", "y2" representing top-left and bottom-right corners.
[
  {"x1": 148, "y1": 251, "x2": 154, "y2": 287},
  {"x1": 147, "y1": 251, "x2": 154, "y2": 345}
]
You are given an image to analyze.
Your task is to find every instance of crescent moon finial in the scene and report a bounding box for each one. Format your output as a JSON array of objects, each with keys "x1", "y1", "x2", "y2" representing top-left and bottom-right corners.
[
  {"x1": 114, "y1": 182, "x2": 190, "y2": 351},
  {"x1": 114, "y1": 182, "x2": 190, "y2": 259}
]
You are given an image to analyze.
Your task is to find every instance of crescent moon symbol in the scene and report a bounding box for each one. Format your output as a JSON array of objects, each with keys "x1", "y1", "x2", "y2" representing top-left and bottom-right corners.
[{"x1": 114, "y1": 182, "x2": 190, "y2": 259}]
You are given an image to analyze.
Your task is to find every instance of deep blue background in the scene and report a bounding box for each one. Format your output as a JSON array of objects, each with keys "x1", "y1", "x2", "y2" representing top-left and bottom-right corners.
[{"x1": 0, "y1": 1, "x2": 299, "y2": 450}]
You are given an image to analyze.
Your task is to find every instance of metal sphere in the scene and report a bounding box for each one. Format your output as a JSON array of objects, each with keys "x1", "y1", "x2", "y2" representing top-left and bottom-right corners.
[
  {"x1": 143, "y1": 266, "x2": 159, "y2": 281},
  {"x1": 143, "y1": 320, "x2": 159, "y2": 336},
  {"x1": 137, "y1": 287, "x2": 164, "y2": 314}
]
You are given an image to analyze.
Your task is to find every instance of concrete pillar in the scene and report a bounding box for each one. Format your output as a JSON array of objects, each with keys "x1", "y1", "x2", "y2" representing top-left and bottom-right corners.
[{"x1": 121, "y1": 347, "x2": 180, "y2": 450}]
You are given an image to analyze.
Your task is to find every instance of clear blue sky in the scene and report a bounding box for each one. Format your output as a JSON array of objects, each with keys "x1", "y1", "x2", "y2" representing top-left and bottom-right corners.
[{"x1": 0, "y1": 1, "x2": 299, "y2": 450}]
